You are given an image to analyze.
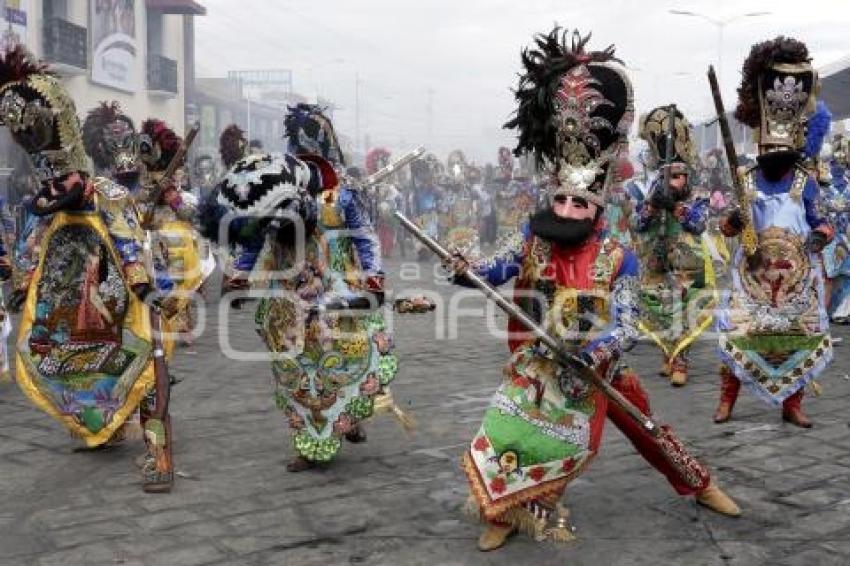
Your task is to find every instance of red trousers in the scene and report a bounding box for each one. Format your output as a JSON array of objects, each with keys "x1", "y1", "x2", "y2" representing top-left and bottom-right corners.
[{"x1": 607, "y1": 367, "x2": 710, "y2": 496}]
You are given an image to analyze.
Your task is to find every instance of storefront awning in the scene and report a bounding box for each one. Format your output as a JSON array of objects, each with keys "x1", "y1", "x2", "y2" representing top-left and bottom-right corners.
[{"x1": 146, "y1": 0, "x2": 207, "y2": 15}]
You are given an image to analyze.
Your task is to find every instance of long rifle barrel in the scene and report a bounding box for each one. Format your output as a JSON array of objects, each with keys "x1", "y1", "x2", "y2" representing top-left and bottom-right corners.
[
  {"x1": 707, "y1": 65, "x2": 757, "y2": 255},
  {"x1": 394, "y1": 211, "x2": 658, "y2": 435}
]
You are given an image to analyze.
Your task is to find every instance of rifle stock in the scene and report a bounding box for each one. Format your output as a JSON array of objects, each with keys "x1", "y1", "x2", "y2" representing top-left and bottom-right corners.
[{"x1": 148, "y1": 308, "x2": 170, "y2": 417}]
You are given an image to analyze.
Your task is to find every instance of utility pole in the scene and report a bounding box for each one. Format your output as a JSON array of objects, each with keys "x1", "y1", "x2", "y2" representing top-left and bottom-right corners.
[
  {"x1": 354, "y1": 73, "x2": 361, "y2": 156},
  {"x1": 426, "y1": 88, "x2": 434, "y2": 149}
]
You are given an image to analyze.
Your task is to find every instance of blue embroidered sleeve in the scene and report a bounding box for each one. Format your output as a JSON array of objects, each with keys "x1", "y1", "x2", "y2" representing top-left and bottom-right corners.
[
  {"x1": 233, "y1": 239, "x2": 263, "y2": 273},
  {"x1": 339, "y1": 186, "x2": 382, "y2": 275},
  {"x1": 454, "y1": 225, "x2": 528, "y2": 287},
  {"x1": 153, "y1": 264, "x2": 175, "y2": 292},
  {"x1": 632, "y1": 200, "x2": 656, "y2": 233},
  {"x1": 680, "y1": 197, "x2": 710, "y2": 234},
  {"x1": 581, "y1": 250, "x2": 641, "y2": 368},
  {"x1": 110, "y1": 235, "x2": 144, "y2": 265},
  {"x1": 803, "y1": 177, "x2": 828, "y2": 229}
]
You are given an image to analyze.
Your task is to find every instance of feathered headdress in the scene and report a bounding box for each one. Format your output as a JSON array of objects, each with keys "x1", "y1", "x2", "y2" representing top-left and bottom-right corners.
[
  {"x1": 734, "y1": 36, "x2": 816, "y2": 152},
  {"x1": 639, "y1": 105, "x2": 696, "y2": 169},
  {"x1": 0, "y1": 45, "x2": 88, "y2": 179},
  {"x1": 284, "y1": 103, "x2": 344, "y2": 166},
  {"x1": 504, "y1": 26, "x2": 633, "y2": 206},
  {"x1": 365, "y1": 147, "x2": 391, "y2": 176},
  {"x1": 139, "y1": 118, "x2": 182, "y2": 172},
  {"x1": 82, "y1": 101, "x2": 135, "y2": 171},
  {"x1": 0, "y1": 44, "x2": 46, "y2": 86},
  {"x1": 219, "y1": 124, "x2": 246, "y2": 169},
  {"x1": 803, "y1": 100, "x2": 832, "y2": 160}
]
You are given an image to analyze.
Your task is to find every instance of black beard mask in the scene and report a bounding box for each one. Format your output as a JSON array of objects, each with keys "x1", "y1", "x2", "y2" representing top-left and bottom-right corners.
[
  {"x1": 529, "y1": 207, "x2": 596, "y2": 247},
  {"x1": 757, "y1": 150, "x2": 798, "y2": 182}
]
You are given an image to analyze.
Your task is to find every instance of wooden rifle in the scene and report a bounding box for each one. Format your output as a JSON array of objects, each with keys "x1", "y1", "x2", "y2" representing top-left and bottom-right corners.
[
  {"x1": 707, "y1": 66, "x2": 757, "y2": 256},
  {"x1": 395, "y1": 210, "x2": 659, "y2": 435},
  {"x1": 142, "y1": 122, "x2": 201, "y2": 228},
  {"x1": 651, "y1": 104, "x2": 678, "y2": 273}
]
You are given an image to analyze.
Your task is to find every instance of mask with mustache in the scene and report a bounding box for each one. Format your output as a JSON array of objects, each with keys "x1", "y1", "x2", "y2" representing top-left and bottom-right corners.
[{"x1": 529, "y1": 207, "x2": 597, "y2": 247}]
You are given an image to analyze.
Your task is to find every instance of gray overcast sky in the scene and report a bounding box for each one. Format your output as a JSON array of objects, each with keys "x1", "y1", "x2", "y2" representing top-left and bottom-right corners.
[{"x1": 196, "y1": 0, "x2": 850, "y2": 163}]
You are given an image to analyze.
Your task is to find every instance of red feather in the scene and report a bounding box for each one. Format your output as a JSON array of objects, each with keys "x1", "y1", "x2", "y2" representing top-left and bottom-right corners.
[
  {"x1": 219, "y1": 124, "x2": 245, "y2": 168},
  {"x1": 365, "y1": 147, "x2": 390, "y2": 176},
  {"x1": 0, "y1": 44, "x2": 48, "y2": 86},
  {"x1": 141, "y1": 118, "x2": 183, "y2": 170}
]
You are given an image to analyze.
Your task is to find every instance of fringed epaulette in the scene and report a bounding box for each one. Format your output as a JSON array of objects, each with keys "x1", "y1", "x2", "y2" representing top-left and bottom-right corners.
[{"x1": 92, "y1": 176, "x2": 129, "y2": 200}]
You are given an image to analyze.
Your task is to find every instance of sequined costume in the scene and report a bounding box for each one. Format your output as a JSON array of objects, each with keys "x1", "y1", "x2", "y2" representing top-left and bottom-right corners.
[
  {"x1": 454, "y1": 29, "x2": 737, "y2": 551},
  {"x1": 0, "y1": 49, "x2": 174, "y2": 491},
  {"x1": 409, "y1": 158, "x2": 442, "y2": 259},
  {"x1": 821, "y1": 134, "x2": 850, "y2": 321},
  {"x1": 716, "y1": 37, "x2": 834, "y2": 427},
  {"x1": 632, "y1": 107, "x2": 716, "y2": 385},
  {"x1": 0, "y1": 197, "x2": 12, "y2": 378},
  {"x1": 137, "y1": 120, "x2": 201, "y2": 341},
  {"x1": 207, "y1": 104, "x2": 400, "y2": 469}
]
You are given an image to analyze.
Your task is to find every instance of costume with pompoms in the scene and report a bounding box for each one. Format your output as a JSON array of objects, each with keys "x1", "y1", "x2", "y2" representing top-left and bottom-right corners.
[{"x1": 210, "y1": 104, "x2": 404, "y2": 470}]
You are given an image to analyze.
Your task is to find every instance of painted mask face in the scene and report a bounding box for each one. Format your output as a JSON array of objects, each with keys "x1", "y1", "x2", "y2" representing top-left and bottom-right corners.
[
  {"x1": 194, "y1": 157, "x2": 216, "y2": 187},
  {"x1": 102, "y1": 118, "x2": 140, "y2": 180},
  {"x1": 552, "y1": 194, "x2": 598, "y2": 220}
]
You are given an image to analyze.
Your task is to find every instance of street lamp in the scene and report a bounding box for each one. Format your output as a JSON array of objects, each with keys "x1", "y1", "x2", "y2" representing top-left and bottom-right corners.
[{"x1": 668, "y1": 9, "x2": 771, "y2": 84}]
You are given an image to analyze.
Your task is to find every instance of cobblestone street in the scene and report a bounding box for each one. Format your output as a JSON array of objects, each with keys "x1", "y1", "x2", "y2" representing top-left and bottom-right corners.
[{"x1": 1, "y1": 259, "x2": 849, "y2": 566}]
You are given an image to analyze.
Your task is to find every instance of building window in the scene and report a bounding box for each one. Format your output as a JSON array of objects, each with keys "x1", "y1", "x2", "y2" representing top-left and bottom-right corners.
[
  {"x1": 43, "y1": 0, "x2": 67, "y2": 19},
  {"x1": 147, "y1": 9, "x2": 163, "y2": 55}
]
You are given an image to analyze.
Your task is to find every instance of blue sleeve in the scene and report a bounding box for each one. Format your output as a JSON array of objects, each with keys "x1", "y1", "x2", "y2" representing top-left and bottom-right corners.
[
  {"x1": 803, "y1": 177, "x2": 828, "y2": 229},
  {"x1": 340, "y1": 186, "x2": 382, "y2": 274},
  {"x1": 680, "y1": 197, "x2": 710, "y2": 234},
  {"x1": 110, "y1": 235, "x2": 145, "y2": 265},
  {"x1": 581, "y1": 249, "x2": 641, "y2": 368},
  {"x1": 456, "y1": 224, "x2": 528, "y2": 287},
  {"x1": 632, "y1": 199, "x2": 655, "y2": 233},
  {"x1": 632, "y1": 178, "x2": 658, "y2": 233},
  {"x1": 233, "y1": 236, "x2": 264, "y2": 274},
  {"x1": 154, "y1": 265, "x2": 175, "y2": 292}
]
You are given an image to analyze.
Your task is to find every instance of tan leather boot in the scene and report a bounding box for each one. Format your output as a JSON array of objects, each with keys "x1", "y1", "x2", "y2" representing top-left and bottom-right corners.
[
  {"x1": 669, "y1": 356, "x2": 688, "y2": 387},
  {"x1": 477, "y1": 522, "x2": 516, "y2": 551},
  {"x1": 696, "y1": 482, "x2": 741, "y2": 517}
]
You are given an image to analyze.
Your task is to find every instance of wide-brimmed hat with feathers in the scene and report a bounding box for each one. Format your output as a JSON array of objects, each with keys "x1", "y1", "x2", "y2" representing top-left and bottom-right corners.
[
  {"x1": 504, "y1": 26, "x2": 634, "y2": 207},
  {"x1": 284, "y1": 103, "x2": 344, "y2": 166},
  {"x1": 639, "y1": 105, "x2": 696, "y2": 170},
  {"x1": 734, "y1": 36, "x2": 818, "y2": 153},
  {"x1": 0, "y1": 45, "x2": 88, "y2": 180}
]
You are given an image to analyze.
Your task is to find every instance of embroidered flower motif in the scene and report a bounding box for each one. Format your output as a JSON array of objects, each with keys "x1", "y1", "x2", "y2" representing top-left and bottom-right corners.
[
  {"x1": 498, "y1": 451, "x2": 519, "y2": 474},
  {"x1": 562, "y1": 458, "x2": 576, "y2": 473},
  {"x1": 489, "y1": 476, "x2": 507, "y2": 494},
  {"x1": 473, "y1": 436, "x2": 490, "y2": 452},
  {"x1": 528, "y1": 466, "x2": 547, "y2": 482}
]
